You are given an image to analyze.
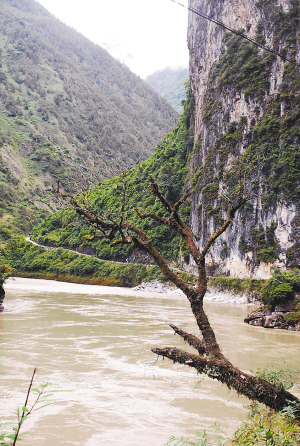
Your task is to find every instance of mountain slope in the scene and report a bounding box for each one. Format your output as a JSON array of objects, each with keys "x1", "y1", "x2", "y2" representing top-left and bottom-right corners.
[
  {"x1": 146, "y1": 67, "x2": 189, "y2": 113},
  {"x1": 0, "y1": 0, "x2": 178, "y2": 234},
  {"x1": 30, "y1": 90, "x2": 193, "y2": 264}
]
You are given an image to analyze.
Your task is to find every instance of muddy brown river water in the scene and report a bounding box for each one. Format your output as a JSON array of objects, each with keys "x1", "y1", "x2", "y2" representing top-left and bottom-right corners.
[{"x1": 1, "y1": 278, "x2": 300, "y2": 445}]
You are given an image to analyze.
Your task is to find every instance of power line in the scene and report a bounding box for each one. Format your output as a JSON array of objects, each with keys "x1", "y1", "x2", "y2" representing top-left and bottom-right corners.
[{"x1": 170, "y1": 0, "x2": 300, "y2": 68}]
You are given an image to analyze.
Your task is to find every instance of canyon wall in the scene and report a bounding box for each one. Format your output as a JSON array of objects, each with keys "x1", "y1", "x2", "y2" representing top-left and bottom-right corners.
[{"x1": 188, "y1": 0, "x2": 300, "y2": 278}]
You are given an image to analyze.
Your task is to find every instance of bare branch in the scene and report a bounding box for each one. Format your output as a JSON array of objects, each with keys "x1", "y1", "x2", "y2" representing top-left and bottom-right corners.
[
  {"x1": 134, "y1": 208, "x2": 168, "y2": 224},
  {"x1": 111, "y1": 235, "x2": 133, "y2": 247},
  {"x1": 170, "y1": 324, "x2": 207, "y2": 355},
  {"x1": 52, "y1": 176, "x2": 300, "y2": 416},
  {"x1": 149, "y1": 176, "x2": 172, "y2": 213},
  {"x1": 172, "y1": 193, "x2": 190, "y2": 215},
  {"x1": 151, "y1": 347, "x2": 207, "y2": 370},
  {"x1": 201, "y1": 198, "x2": 247, "y2": 257}
]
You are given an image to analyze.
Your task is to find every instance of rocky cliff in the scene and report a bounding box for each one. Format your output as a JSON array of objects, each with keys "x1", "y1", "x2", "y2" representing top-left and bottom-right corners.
[{"x1": 188, "y1": 0, "x2": 300, "y2": 278}]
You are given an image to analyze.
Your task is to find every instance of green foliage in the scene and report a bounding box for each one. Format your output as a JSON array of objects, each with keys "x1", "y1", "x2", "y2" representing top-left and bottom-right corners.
[
  {"x1": 284, "y1": 311, "x2": 300, "y2": 325},
  {"x1": 202, "y1": 183, "x2": 219, "y2": 201},
  {"x1": 146, "y1": 68, "x2": 189, "y2": 113},
  {"x1": 0, "y1": 263, "x2": 12, "y2": 284},
  {"x1": 0, "y1": 369, "x2": 66, "y2": 446},
  {"x1": 208, "y1": 276, "x2": 264, "y2": 295},
  {"x1": 0, "y1": 248, "x2": 14, "y2": 285},
  {"x1": 261, "y1": 268, "x2": 300, "y2": 308},
  {"x1": 232, "y1": 411, "x2": 300, "y2": 445},
  {"x1": 165, "y1": 423, "x2": 227, "y2": 446},
  {"x1": 4, "y1": 236, "x2": 168, "y2": 287},
  {"x1": 254, "y1": 363, "x2": 300, "y2": 391},
  {"x1": 0, "y1": 0, "x2": 178, "y2": 234},
  {"x1": 242, "y1": 223, "x2": 280, "y2": 263},
  {"x1": 212, "y1": 30, "x2": 272, "y2": 99},
  {"x1": 31, "y1": 87, "x2": 193, "y2": 263}
]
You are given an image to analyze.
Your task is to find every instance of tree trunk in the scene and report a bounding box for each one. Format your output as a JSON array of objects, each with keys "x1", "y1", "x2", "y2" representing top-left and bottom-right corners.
[
  {"x1": 0, "y1": 281, "x2": 5, "y2": 312},
  {"x1": 152, "y1": 287, "x2": 300, "y2": 418}
]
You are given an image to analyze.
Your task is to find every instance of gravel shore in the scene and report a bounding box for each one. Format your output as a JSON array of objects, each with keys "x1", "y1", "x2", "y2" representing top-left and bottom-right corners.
[{"x1": 133, "y1": 280, "x2": 250, "y2": 304}]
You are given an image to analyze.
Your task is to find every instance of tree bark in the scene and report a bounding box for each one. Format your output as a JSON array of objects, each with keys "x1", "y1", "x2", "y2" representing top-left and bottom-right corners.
[
  {"x1": 0, "y1": 281, "x2": 5, "y2": 312},
  {"x1": 151, "y1": 345, "x2": 300, "y2": 412}
]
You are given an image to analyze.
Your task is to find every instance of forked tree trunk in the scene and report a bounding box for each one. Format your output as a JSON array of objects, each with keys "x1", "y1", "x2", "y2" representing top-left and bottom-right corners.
[{"x1": 54, "y1": 177, "x2": 300, "y2": 418}]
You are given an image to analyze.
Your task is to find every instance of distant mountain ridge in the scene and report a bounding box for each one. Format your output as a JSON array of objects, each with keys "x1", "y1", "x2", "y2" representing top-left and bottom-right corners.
[
  {"x1": 146, "y1": 67, "x2": 189, "y2": 113},
  {"x1": 0, "y1": 0, "x2": 178, "y2": 235}
]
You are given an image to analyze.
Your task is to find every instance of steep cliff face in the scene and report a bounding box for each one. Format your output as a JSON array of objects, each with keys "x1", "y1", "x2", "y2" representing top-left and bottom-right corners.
[{"x1": 188, "y1": 0, "x2": 300, "y2": 278}]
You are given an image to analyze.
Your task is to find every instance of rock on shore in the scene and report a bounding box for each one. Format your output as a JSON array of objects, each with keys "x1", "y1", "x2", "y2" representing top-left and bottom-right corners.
[{"x1": 244, "y1": 302, "x2": 300, "y2": 331}]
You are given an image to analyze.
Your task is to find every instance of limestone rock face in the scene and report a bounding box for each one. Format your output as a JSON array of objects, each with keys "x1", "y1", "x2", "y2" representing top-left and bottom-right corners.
[{"x1": 188, "y1": 0, "x2": 300, "y2": 278}]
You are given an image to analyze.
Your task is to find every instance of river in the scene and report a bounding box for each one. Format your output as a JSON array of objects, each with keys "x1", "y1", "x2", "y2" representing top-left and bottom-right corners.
[{"x1": 1, "y1": 278, "x2": 300, "y2": 445}]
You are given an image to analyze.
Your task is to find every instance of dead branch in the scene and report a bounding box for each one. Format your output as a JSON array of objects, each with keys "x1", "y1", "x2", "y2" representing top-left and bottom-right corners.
[{"x1": 170, "y1": 324, "x2": 207, "y2": 355}]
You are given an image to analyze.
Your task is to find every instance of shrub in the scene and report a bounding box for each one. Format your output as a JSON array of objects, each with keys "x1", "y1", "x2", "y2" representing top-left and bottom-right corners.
[
  {"x1": 261, "y1": 269, "x2": 300, "y2": 308},
  {"x1": 255, "y1": 363, "x2": 300, "y2": 390},
  {"x1": 284, "y1": 311, "x2": 300, "y2": 325},
  {"x1": 232, "y1": 411, "x2": 300, "y2": 445}
]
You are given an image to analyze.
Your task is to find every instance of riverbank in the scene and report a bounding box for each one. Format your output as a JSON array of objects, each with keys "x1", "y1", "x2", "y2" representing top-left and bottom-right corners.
[
  {"x1": 133, "y1": 280, "x2": 255, "y2": 304},
  {"x1": 4, "y1": 277, "x2": 255, "y2": 305},
  {"x1": 4, "y1": 237, "x2": 266, "y2": 302},
  {"x1": 3, "y1": 237, "x2": 197, "y2": 289}
]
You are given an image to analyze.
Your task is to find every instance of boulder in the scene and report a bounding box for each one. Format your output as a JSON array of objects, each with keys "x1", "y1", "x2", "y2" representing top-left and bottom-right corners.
[
  {"x1": 264, "y1": 312, "x2": 288, "y2": 329},
  {"x1": 244, "y1": 307, "x2": 266, "y2": 326},
  {"x1": 244, "y1": 306, "x2": 299, "y2": 330}
]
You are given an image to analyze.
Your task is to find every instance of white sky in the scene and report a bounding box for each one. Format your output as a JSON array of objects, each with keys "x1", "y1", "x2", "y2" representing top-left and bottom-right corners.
[{"x1": 36, "y1": 0, "x2": 189, "y2": 78}]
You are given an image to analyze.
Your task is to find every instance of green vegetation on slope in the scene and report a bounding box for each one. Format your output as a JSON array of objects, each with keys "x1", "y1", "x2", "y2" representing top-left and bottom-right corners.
[
  {"x1": 31, "y1": 88, "x2": 193, "y2": 264},
  {"x1": 3, "y1": 236, "x2": 165, "y2": 287},
  {"x1": 146, "y1": 68, "x2": 189, "y2": 113},
  {"x1": 2, "y1": 236, "x2": 197, "y2": 288},
  {"x1": 208, "y1": 275, "x2": 264, "y2": 296},
  {"x1": 0, "y1": 0, "x2": 178, "y2": 235}
]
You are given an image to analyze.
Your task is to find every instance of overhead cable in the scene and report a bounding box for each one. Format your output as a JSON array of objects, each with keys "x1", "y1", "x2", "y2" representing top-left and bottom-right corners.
[{"x1": 170, "y1": 0, "x2": 300, "y2": 67}]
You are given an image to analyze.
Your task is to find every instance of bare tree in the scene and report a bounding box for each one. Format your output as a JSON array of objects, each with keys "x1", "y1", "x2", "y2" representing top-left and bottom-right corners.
[{"x1": 54, "y1": 177, "x2": 300, "y2": 417}]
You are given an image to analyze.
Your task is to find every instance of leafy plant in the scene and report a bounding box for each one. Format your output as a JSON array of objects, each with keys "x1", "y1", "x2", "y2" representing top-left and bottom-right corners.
[
  {"x1": 254, "y1": 363, "x2": 300, "y2": 391},
  {"x1": 208, "y1": 275, "x2": 264, "y2": 296},
  {"x1": 232, "y1": 411, "x2": 300, "y2": 445},
  {"x1": 284, "y1": 311, "x2": 300, "y2": 325},
  {"x1": 0, "y1": 368, "x2": 56, "y2": 445},
  {"x1": 1, "y1": 367, "x2": 71, "y2": 445},
  {"x1": 164, "y1": 423, "x2": 227, "y2": 446}
]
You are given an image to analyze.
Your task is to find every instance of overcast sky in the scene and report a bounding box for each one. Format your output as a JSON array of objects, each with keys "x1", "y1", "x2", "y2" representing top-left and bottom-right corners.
[{"x1": 36, "y1": 0, "x2": 189, "y2": 79}]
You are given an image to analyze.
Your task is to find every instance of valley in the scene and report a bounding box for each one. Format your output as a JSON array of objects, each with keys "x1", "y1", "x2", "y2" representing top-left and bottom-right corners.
[{"x1": 1, "y1": 0, "x2": 300, "y2": 444}]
